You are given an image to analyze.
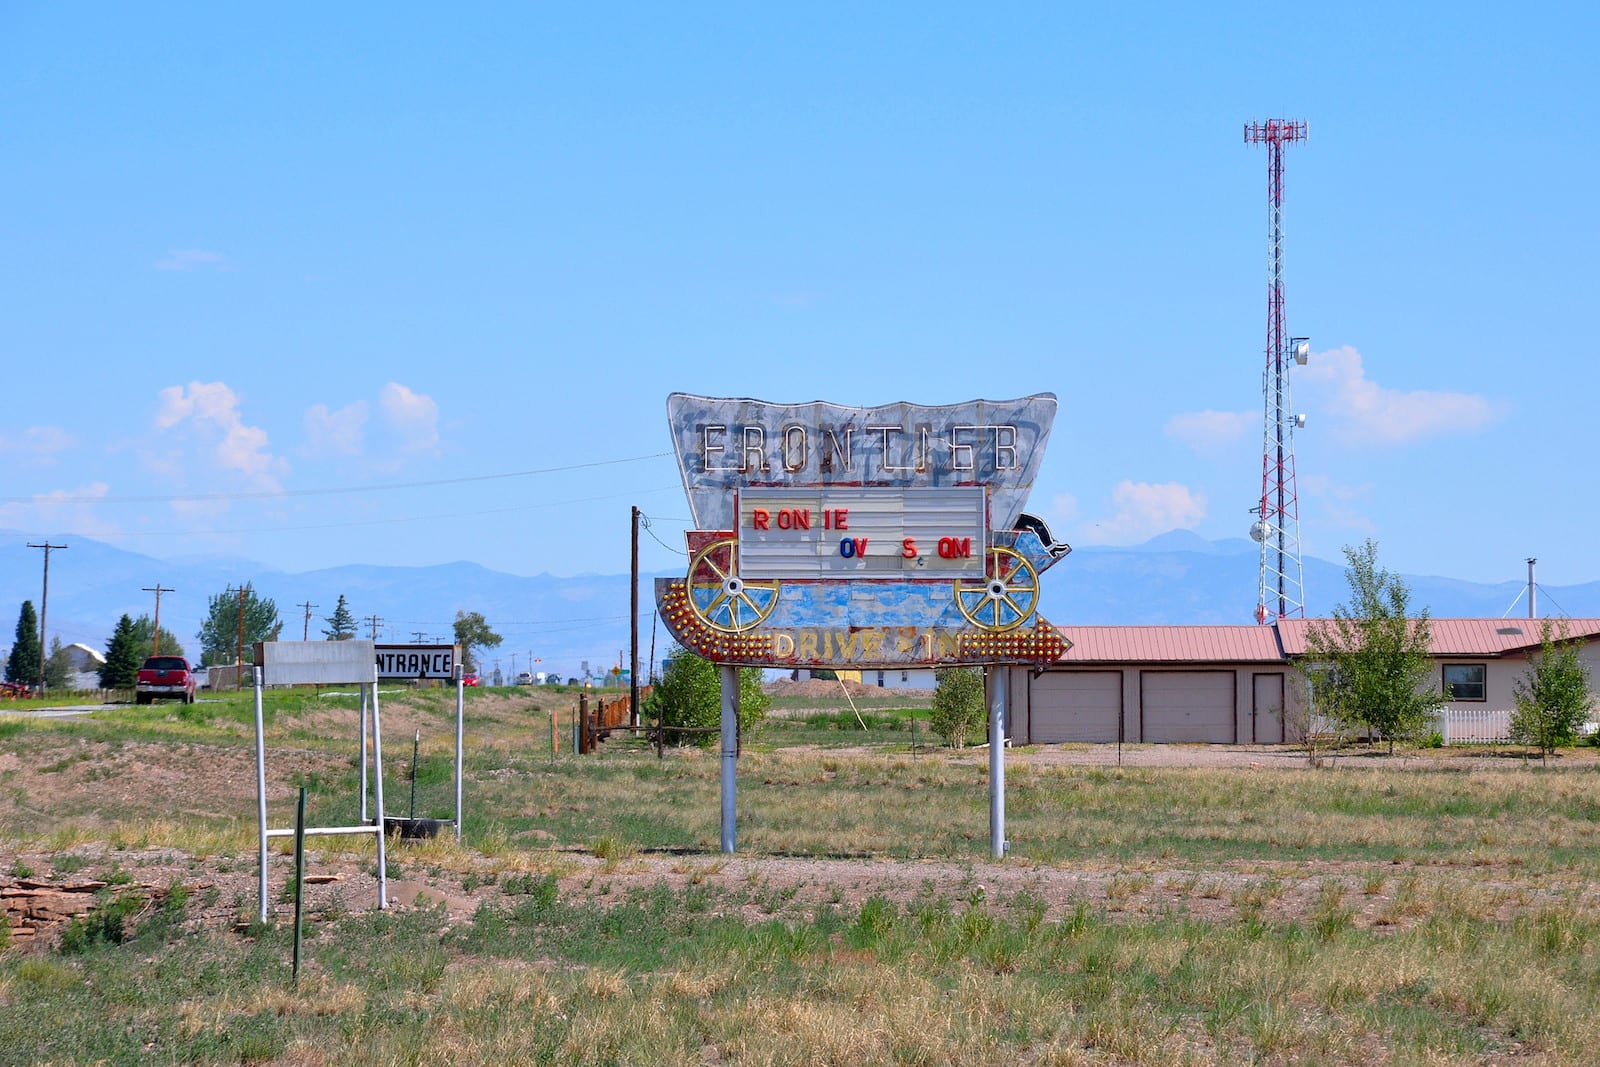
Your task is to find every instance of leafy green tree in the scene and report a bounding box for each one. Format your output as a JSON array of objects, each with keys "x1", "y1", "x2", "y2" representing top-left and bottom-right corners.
[
  {"x1": 644, "y1": 647, "x2": 769, "y2": 747},
  {"x1": 129, "y1": 614, "x2": 185, "y2": 661},
  {"x1": 1510, "y1": 621, "x2": 1595, "y2": 759},
  {"x1": 322, "y1": 595, "x2": 357, "y2": 640},
  {"x1": 929, "y1": 667, "x2": 986, "y2": 748},
  {"x1": 453, "y1": 610, "x2": 503, "y2": 673},
  {"x1": 6, "y1": 601, "x2": 42, "y2": 688},
  {"x1": 197, "y1": 586, "x2": 282, "y2": 665},
  {"x1": 44, "y1": 637, "x2": 74, "y2": 690},
  {"x1": 100, "y1": 614, "x2": 143, "y2": 688},
  {"x1": 1302, "y1": 540, "x2": 1444, "y2": 754}
]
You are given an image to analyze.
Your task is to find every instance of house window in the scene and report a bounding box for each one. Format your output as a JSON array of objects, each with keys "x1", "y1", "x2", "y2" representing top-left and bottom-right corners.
[{"x1": 1442, "y1": 663, "x2": 1486, "y2": 702}]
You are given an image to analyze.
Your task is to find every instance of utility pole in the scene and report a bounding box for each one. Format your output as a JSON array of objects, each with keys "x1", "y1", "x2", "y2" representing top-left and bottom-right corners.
[
  {"x1": 411, "y1": 631, "x2": 427, "y2": 643},
  {"x1": 142, "y1": 583, "x2": 175, "y2": 655},
  {"x1": 630, "y1": 505, "x2": 641, "y2": 727},
  {"x1": 298, "y1": 600, "x2": 318, "y2": 642},
  {"x1": 28, "y1": 542, "x2": 67, "y2": 687},
  {"x1": 363, "y1": 615, "x2": 384, "y2": 640}
]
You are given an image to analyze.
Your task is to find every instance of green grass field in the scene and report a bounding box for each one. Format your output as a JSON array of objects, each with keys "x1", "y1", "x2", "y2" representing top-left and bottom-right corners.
[{"x1": 2, "y1": 686, "x2": 1598, "y2": 1064}]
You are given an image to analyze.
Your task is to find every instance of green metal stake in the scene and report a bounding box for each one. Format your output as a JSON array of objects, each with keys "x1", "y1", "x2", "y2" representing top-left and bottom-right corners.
[{"x1": 292, "y1": 787, "x2": 306, "y2": 985}]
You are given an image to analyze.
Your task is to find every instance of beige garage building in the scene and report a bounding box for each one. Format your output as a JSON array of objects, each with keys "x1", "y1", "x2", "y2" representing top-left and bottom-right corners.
[
  {"x1": 1011, "y1": 619, "x2": 1600, "y2": 745},
  {"x1": 1009, "y1": 626, "x2": 1297, "y2": 744}
]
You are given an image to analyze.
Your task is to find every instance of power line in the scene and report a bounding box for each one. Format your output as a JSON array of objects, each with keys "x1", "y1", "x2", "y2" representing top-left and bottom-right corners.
[
  {"x1": 0, "y1": 452, "x2": 674, "y2": 505},
  {"x1": 79, "y1": 485, "x2": 684, "y2": 540}
]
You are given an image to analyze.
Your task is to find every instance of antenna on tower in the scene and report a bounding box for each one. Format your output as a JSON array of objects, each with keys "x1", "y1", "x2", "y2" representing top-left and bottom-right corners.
[{"x1": 1244, "y1": 119, "x2": 1310, "y2": 624}]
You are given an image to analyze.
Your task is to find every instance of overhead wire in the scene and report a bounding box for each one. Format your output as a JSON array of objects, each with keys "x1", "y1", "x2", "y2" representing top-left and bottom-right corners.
[{"x1": 0, "y1": 451, "x2": 674, "y2": 505}]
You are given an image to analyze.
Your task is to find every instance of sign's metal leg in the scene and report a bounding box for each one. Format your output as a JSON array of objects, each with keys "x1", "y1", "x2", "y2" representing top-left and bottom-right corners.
[
  {"x1": 359, "y1": 686, "x2": 369, "y2": 825},
  {"x1": 455, "y1": 674, "x2": 465, "y2": 841},
  {"x1": 371, "y1": 673, "x2": 388, "y2": 908},
  {"x1": 720, "y1": 664, "x2": 738, "y2": 854},
  {"x1": 253, "y1": 666, "x2": 269, "y2": 924},
  {"x1": 988, "y1": 666, "x2": 1008, "y2": 861}
]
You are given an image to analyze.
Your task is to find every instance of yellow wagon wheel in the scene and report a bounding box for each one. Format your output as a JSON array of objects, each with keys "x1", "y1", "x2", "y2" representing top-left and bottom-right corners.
[
  {"x1": 953, "y1": 546, "x2": 1039, "y2": 632},
  {"x1": 686, "y1": 537, "x2": 780, "y2": 633}
]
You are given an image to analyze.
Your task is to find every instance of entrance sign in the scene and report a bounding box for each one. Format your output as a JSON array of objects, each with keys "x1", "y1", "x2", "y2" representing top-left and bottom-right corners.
[
  {"x1": 655, "y1": 393, "x2": 1072, "y2": 669},
  {"x1": 375, "y1": 643, "x2": 461, "y2": 680}
]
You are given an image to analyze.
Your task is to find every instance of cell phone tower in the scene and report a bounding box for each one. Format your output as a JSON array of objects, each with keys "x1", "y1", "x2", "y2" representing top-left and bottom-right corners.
[{"x1": 1244, "y1": 119, "x2": 1310, "y2": 623}]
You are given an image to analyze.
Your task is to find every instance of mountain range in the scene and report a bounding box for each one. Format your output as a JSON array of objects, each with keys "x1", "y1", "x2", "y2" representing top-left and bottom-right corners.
[{"x1": 2, "y1": 529, "x2": 1592, "y2": 682}]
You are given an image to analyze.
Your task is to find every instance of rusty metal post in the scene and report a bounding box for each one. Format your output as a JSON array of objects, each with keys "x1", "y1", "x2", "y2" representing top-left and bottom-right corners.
[{"x1": 578, "y1": 691, "x2": 589, "y2": 754}]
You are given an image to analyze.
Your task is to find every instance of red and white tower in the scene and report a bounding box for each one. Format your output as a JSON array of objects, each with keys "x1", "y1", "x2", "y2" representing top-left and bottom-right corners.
[{"x1": 1244, "y1": 119, "x2": 1309, "y2": 623}]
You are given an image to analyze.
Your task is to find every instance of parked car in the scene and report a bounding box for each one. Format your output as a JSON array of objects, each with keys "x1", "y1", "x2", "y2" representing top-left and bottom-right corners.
[
  {"x1": 462, "y1": 674, "x2": 481, "y2": 687},
  {"x1": 136, "y1": 656, "x2": 197, "y2": 705},
  {"x1": 515, "y1": 672, "x2": 533, "y2": 685}
]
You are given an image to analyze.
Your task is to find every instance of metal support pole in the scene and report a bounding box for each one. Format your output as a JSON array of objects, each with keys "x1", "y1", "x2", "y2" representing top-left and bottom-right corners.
[
  {"x1": 370, "y1": 671, "x2": 388, "y2": 909},
  {"x1": 454, "y1": 669, "x2": 465, "y2": 841},
  {"x1": 292, "y1": 787, "x2": 306, "y2": 984},
  {"x1": 720, "y1": 664, "x2": 738, "y2": 854},
  {"x1": 987, "y1": 666, "x2": 1008, "y2": 860},
  {"x1": 359, "y1": 685, "x2": 369, "y2": 824},
  {"x1": 253, "y1": 666, "x2": 269, "y2": 924}
]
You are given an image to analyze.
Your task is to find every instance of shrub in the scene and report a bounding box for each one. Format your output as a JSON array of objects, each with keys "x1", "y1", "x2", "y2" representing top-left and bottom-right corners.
[
  {"x1": 1510, "y1": 622, "x2": 1595, "y2": 758},
  {"x1": 644, "y1": 647, "x2": 768, "y2": 747},
  {"x1": 929, "y1": 667, "x2": 986, "y2": 748}
]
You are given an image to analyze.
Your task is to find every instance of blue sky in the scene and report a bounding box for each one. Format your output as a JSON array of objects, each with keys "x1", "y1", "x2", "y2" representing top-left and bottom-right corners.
[{"x1": 3, "y1": 3, "x2": 1597, "y2": 614}]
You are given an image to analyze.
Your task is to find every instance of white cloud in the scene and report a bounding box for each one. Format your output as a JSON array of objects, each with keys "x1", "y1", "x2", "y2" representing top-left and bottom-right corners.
[
  {"x1": 153, "y1": 381, "x2": 286, "y2": 489},
  {"x1": 378, "y1": 382, "x2": 440, "y2": 452},
  {"x1": 0, "y1": 426, "x2": 74, "y2": 463},
  {"x1": 154, "y1": 248, "x2": 231, "y2": 272},
  {"x1": 0, "y1": 481, "x2": 121, "y2": 540},
  {"x1": 303, "y1": 401, "x2": 369, "y2": 457},
  {"x1": 1300, "y1": 473, "x2": 1377, "y2": 535},
  {"x1": 1164, "y1": 409, "x2": 1254, "y2": 451},
  {"x1": 1088, "y1": 480, "x2": 1207, "y2": 544},
  {"x1": 1296, "y1": 345, "x2": 1498, "y2": 444}
]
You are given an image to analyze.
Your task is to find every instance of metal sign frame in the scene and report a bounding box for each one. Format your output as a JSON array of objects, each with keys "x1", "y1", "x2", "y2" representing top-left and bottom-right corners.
[{"x1": 251, "y1": 644, "x2": 389, "y2": 920}]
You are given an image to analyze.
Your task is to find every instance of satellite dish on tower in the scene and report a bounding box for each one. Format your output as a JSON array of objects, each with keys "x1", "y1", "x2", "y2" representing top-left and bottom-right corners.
[{"x1": 1249, "y1": 520, "x2": 1272, "y2": 543}]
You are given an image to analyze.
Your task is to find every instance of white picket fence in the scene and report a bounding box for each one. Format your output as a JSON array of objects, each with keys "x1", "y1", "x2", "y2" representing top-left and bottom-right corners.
[{"x1": 1434, "y1": 708, "x2": 1514, "y2": 745}]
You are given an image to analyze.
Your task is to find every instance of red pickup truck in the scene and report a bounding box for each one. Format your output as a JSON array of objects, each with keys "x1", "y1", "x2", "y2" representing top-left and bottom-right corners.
[{"x1": 135, "y1": 656, "x2": 197, "y2": 705}]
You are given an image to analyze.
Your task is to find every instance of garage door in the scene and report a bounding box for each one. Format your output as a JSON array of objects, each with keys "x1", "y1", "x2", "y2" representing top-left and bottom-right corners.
[
  {"x1": 1030, "y1": 671, "x2": 1122, "y2": 743},
  {"x1": 1141, "y1": 671, "x2": 1235, "y2": 743}
]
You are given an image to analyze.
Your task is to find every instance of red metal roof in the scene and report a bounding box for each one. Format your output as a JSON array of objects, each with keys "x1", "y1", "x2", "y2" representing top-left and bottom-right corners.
[
  {"x1": 1057, "y1": 626, "x2": 1285, "y2": 663},
  {"x1": 1052, "y1": 619, "x2": 1600, "y2": 665},
  {"x1": 1276, "y1": 618, "x2": 1600, "y2": 657}
]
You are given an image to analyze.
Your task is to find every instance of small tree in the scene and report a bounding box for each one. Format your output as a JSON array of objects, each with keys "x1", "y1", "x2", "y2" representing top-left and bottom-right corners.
[
  {"x1": 6, "y1": 601, "x2": 42, "y2": 688},
  {"x1": 44, "y1": 637, "x2": 74, "y2": 690},
  {"x1": 1510, "y1": 622, "x2": 1595, "y2": 759},
  {"x1": 322, "y1": 595, "x2": 357, "y2": 641},
  {"x1": 453, "y1": 610, "x2": 503, "y2": 673},
  {"x1": 100, "y1": 615, "x2": 143, "y2": 688},
  {"x1": 129, "y1": 615, "x2": 184, "y2": 661},
  {"x1": 197, "y1": 586, "x2": 281, "y2": 665},
  {"x1": 645, "y1": 647, "x2": 768, "y2": 747},
  {"x1": 1302, "y1": 540, "x2": 1443, "y2": 754},
  {"x1": 930, "y1": 667, "x2": 986, "y2": 749}
]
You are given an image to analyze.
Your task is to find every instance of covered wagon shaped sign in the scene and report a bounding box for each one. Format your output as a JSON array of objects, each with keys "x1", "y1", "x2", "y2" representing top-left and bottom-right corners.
[{"x1": 654, "y1": 393, "x2": 1071, "y2": 669}]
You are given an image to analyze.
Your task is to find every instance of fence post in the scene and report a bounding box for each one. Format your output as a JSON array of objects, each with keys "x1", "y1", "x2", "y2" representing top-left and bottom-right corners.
[{"x1": 1439, "y1": 708, "x2": 1451, "y2": 747}]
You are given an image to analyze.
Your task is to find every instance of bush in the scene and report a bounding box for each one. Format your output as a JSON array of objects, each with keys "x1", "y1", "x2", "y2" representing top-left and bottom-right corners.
[
  {"x1": 929, "y1": 668, "x2": 986, "y2": 749},
  {"x1": 1510, "y1": 622, "x2": 1595, "y2": 758},
  {"x1": 644, "y1": 647, "x2": 769, "y2": 747}
]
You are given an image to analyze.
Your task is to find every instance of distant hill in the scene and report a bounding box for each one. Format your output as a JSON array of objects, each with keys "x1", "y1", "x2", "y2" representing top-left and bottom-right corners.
[{"x1": 1, "y1": 529, "x2": 1593, "y2": 682}]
